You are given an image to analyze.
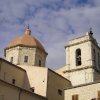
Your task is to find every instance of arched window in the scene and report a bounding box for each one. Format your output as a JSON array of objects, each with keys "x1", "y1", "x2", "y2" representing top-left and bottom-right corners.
[{"x1": 76, "y1": 49, "x2": 81, "y2": 66}]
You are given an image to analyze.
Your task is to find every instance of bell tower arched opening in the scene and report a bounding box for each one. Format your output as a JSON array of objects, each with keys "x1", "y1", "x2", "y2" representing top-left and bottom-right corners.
[{"x1": 76, "y1": 48, "x2": 82, "y2": 66}]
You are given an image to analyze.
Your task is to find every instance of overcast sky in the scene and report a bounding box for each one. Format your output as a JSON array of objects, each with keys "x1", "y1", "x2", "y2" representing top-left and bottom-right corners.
[{"x1": 0, "y1": 0, "x2": 100, "y2": 70}]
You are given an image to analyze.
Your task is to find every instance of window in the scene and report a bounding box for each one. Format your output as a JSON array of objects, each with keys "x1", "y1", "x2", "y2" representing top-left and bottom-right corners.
[
  {"x1": 24, "y1": 56, "x2": 28, "y2": 63},
  {"x1": 12, "y1": 79, "x2": 15, "y2": 84},
  {"x1": 72, "y1": 94, "x2": 78, "y2": 100},
  {"x1": 31, "y1": 89, "x2": 34, "y2": 92},
  {"x1": 98, "y1": 91, "x2": 100, "y2": 99},
  {"x1": 10, "y1": 57, "x2": 13, "y2": 63},
  {"x1": 91, "y1": 98, "x2": 96, "y2": 100},
  {"x1": 58, "y1": 89, "x2": 62, "y2": 96},
  {"x1": 30, "y1": 87, "x2": 34, "y2": 92},
  {"x1": 76, "y1": 49, "x2": 81, "y2": 66},
  {"x1": 39, "y1": 60, "x2": 41, "y2": 66}
]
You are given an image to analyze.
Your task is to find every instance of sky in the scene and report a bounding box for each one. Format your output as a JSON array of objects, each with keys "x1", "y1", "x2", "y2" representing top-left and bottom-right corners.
[{"x1": 0, "y1": 0, "x2": 100, "y2": 70}]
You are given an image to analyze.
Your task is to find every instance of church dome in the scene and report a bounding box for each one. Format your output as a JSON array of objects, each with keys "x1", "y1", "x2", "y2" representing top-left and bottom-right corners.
[{"x1": 6, "y1": 27, "x2": 46, "y2": 52}]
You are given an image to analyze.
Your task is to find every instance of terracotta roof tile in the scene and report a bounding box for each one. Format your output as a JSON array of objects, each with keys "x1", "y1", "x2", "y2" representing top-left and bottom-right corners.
[{"x1": 6, "y1": 27, "x2": 46, "y2": 52}]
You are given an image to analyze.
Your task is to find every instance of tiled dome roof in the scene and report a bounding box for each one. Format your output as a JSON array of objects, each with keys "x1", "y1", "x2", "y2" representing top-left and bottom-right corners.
[{"x1": 6, "y1": 27, "x2": 46, "y2": 52}]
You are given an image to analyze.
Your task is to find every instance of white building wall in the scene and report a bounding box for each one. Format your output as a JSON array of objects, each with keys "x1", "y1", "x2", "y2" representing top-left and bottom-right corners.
[
  {"x1": 19, "y1": 65, "x2": 48, "y2": 97},
  {"x1": 57, "y1": 33, "x2": 100, "y2": 86},
  {"x1": 35, "y1": 49, "x2": 47, "y2": 67},
  {"x1": 65, "y1": 82, "x2": 100, "y2": 100},
  {"x1": 5, "y1": 46, "x2": 47, "y2": 67},
  {"x1": 64, "y1": 35, "x2": 95, "y2": 86},
  {"x1": 5, "y1": 47, "x2": 19, "y2": 65},
  {"x1": 18, "y1": 47, "x2": 36, "y2": 66},
  {"x1": 66, "y1": 68, "x2": 94, "y2": 86},
  {"x1": 66, "y1": 41, "x2": 92, "y2": 69}
]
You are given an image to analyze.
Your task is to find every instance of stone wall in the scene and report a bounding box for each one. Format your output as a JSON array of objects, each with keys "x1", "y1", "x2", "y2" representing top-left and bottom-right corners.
[
  {"x1": 5, "y1": 46, "x2": 47, "y2": 67},
  {"x1": 0, "y1": 58, "x2": 30, "y2": 90},
  {"x1": 47, "y1": 69, "x2": 71, "y2": 100},
  {"x1": 65, "y1": 82, "x2": 100, "y2": 100},
  {"x1": 0, "y1": 79, "x2": 47, "y2": 100}
]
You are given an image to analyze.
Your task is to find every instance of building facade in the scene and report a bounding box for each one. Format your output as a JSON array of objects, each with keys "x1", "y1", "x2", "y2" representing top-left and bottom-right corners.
[
  {"x1": 1, "y1": 26, "x2": 100, "y2": 100},
  {"x1": 57, "y1": 31, "x2": 100, "y2": 100},
  {"x1": 0, "y1": 58, "x2": 47, "y2": 100},
  {"x1": 4, "y1": 27, "x2": 47, "y2": 67},
  {"x1": 65, "y1": 82, "x2": 100, "y2": 100},
  {"x1": 57, "y1": 32, "x2": 100, "y2": 86},
  {"x1": 0, "y1": 27, "x2": 71, "y2": 100}
]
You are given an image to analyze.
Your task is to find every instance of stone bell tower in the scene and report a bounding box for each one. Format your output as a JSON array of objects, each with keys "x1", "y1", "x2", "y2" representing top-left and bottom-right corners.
[
  {"x1": 57, "y1": 30, "x2": 100, "y2": 86},
  {"x1": 4, "y1": 26, "x2": 48, "y2": 67}
]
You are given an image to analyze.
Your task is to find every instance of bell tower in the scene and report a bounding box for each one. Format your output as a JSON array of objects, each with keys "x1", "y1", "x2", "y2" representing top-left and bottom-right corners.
[
  {"x1": 65, "y1": 32, "x2": 95, "y2": 70},
  {"x1": 57, "y1": 30, "x2": 100, "y2": 86}
]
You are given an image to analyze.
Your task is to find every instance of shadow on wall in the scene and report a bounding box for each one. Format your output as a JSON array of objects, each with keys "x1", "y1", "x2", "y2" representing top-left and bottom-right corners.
[{"x1": 0, "y1": 58, "x2": 31, "y2": 91}]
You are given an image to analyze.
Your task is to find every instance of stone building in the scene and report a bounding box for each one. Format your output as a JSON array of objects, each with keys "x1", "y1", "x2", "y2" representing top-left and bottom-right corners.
[
  {"x1": 1, "y1": 26, "x2": 100, "y2": 100},
  {"x1": 4, "y1": 26, "x2": 47, "y2": 67},
  {"x1": 0, "y1": 27, "x2": 71, "y2": 100},
  {"x1": 57, "y1": 31, "x2": 100, "y2": 100}
]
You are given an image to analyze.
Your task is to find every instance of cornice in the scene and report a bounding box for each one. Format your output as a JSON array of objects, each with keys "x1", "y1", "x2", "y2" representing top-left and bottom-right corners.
[
  {"x1": 65, "y1": 38, "x2": 100, "y2": 50},
  {"x1": 63, "y1": 66, "x2": 93, "y2": 73}
]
